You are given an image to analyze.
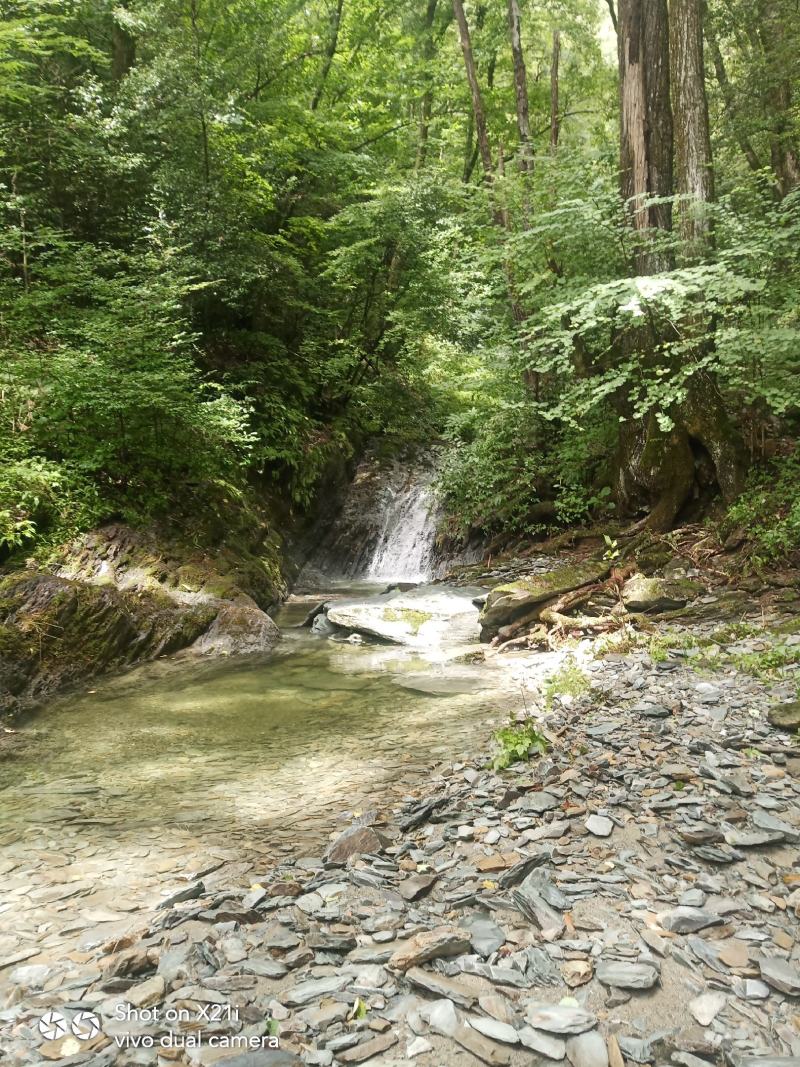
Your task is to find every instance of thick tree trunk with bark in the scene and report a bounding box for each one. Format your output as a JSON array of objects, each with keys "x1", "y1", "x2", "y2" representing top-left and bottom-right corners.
[
  {"x1": 671, "y1": 0, "x2": 714, "y2": 252},
  {"x1": 618, "y1": 0, "x2": 673, "y2": 273},
  {"x1": 507, "y1": 0, "x2": 533, "y2": 172},
  {"x1": 613, "y1": 0, "x2": 745, "y2": 529},
  {"x1": 453, "y1": 0, "x2": 493, "y2": 178}
]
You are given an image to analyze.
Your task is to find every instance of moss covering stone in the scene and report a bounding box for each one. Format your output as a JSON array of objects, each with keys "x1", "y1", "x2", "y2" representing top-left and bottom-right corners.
[
  {"x1": 621, "y1": 574, "x2": 705, "y2": 613},
  {"x1": 479, "y1": 559, "x2": 609, "y2": 639}
]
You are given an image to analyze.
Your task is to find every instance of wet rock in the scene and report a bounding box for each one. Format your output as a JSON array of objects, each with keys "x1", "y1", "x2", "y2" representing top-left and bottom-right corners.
[
  {"x1": 479, "y1": 560, "x2": 609, "y2": 639},
  {"x1": 324, "y1": 824, "x2": 385, "y2": 866},
  {"x1": 389, "y1": 926, "x2": 470, "y2": 971}
]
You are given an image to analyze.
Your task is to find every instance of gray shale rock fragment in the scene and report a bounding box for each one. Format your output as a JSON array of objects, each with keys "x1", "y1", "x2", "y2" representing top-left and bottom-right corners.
[
  {"x1": 731, "y1": 977, "x2": 771, "y2": 999},
  {"x1": 337, "y1": 1031, "x2": 398, "y2": 1063},
  {"x1": 405, "y1": 966, "x2": 475, "y2": 1007},
  {"x1": 524, "y1": 1002, "x2": 597, "y2": 1034},
  {"x1": 585, "y1": 814, "x2": 613, "y2": 837},
  {"x1": 419, "y1": 997, "x2": 459, "y2": 1037},
  {"x1": 759, "y1": 957, "x2": 800, "y2": 996},
  {"x1": 453, "y1": 1022, "x2": 513, "y2": 1065},
  {"x1": 467, "y1": 916, "x2": 507, "y2": 957},
  {"x1": 397, "y1": 873, "x2": 438, "y2": 901},
  {"x1": 723, "y1": 828, "x2": 784, "y2": 847},
  {"x1": 566, "y1": 1031, "x2": 610, "y2": 1067},
  {"x1": 596, "y1": 959, "x2": 659, "y2": 990},
  {"x1": 657, "y1": 906, "x2": 724, "y2": 933},
  {"x1": 389, "y1": 926, "x2": 470, "y2": 971},
  {"x1": 519, "y1": 1026, "x2": 567, "y2": 1059},
  {"x1": 522, "y1": 791, "x2": 562, "y2": 813},
  {"x1": 279, "y1": 975, "x2": 348, "y2": 1007},
  {"x1": 753, "y1": 810, "x2": 800, "y2": 842},
  {"x1": 468, "y1": 1016, "x2": 520, "y2": 1044}
]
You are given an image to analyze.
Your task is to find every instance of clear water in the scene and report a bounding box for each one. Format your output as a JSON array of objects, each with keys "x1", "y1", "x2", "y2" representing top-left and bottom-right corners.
[{"x1": 0, "y1": 590, "x2": 506, "y2": 852}]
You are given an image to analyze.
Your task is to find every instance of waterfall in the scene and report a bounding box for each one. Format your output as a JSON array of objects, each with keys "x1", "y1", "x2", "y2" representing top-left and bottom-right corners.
[
  {"x1": 300, "y1": 454, "x2": 442, "y2": 584},
  {"x1": 365, "y1": 472, "x2": 437, "y2": 582}
]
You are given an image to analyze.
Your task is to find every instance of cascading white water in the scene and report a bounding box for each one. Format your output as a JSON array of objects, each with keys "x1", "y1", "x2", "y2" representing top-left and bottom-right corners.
[{"x1": 365, "y1": 473, "x2": 438, "y2": 582}]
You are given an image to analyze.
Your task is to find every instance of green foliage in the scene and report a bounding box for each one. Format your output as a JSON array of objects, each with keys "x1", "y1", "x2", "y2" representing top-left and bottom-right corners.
[
  {"x1": 723, "y1": 454, "x2": 800, "y2": 564},
  {"x1": 543, "y1": 657, "x2": 590, "y2": 708},
  {"x1": 491, "y1": 718, "x2": 550, "y2": 771}
]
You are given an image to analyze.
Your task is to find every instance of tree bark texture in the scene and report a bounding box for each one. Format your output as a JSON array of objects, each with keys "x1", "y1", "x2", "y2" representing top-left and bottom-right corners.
[
  {"x1": 670, "y1": 0, "x2": 714, "y2": 254},
  {"x1": 507, "y1": 0, "x2": 533, "y2": 171},
  {"x1": 550, "y1": 30, "x2": 561, "y2": 152},
  {"x1": 416, "y1": 0, "x2": 439, "y2": 169},
  {"x1": 453, "y1": 0, "x2": 493, "y2": 178},
  {"x1": 618, "y1": 0, "x2": 673, "y2": 273}
]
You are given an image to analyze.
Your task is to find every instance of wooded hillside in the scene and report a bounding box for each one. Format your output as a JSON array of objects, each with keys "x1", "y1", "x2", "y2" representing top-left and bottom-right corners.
[{"x1": 1, "y1": 0, "x2": 798, "y2": 564}]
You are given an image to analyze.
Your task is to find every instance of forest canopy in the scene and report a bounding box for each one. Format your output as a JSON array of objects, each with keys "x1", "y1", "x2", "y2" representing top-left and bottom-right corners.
[{"x1": 1, "y1": 0, "x2": 799, "y2": 563}]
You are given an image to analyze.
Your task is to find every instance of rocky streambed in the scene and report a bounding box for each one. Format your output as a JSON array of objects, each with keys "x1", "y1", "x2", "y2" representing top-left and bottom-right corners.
[{"x1": 2, "y1": 559, "x2": 800, "y2": 1067}]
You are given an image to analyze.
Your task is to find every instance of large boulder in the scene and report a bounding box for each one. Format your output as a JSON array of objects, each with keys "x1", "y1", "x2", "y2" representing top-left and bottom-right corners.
[
  {"x1": 0, "y1": 523, "x2": 285, "y2": 718},
  {"x1": 621, "y1": 574, "x2": 705, "y2": 613},
  {"x1": 325, "y1": 585, "x2": 482, "y2": 647},
  {"x1": 0, "y1": 572, "x2": 216, "y2": 716},
  {"x1": 479, "y1": 560, "x2": 609, "y2": 640}
]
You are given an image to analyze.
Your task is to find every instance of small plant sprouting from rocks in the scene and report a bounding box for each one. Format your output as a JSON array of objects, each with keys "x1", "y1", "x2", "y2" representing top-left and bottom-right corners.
[
  {"x1": 491, "y1": 719, "x2": 550, "y2": 771},
  {"x1": 543, "y1": 657, "x2": 590, "y2": 708}
]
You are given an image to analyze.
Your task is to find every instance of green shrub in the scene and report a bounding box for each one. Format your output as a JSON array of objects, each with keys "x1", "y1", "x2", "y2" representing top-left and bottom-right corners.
[
  {"x1": 723, "y1": 453, "x2": 800, "y2": 565},
  {"x1": 491, "y1": 719, "x2": 550, "y2": 771}
]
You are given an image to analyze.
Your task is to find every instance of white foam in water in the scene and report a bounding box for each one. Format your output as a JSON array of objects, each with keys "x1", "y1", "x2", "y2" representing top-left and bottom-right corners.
[{"x1": 366, "y1": 473, "x2": 437, "y2": 582}]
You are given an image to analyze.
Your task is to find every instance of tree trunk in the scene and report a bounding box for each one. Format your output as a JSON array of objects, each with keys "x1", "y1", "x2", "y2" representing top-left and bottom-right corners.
[
  {"x1": 416, "y1": 0, "x2": 439, "y2": 169},
  {"x1": 453, "y1": 0, "x2": 493, "y2": 178},
  {"x1": 613, "y1": 0, "x2": 745, "y2": 529},
  {"x1": 549, "y1": 30, "x2": 561, "y2": 152},
  {"x1": 703, "y1": 14, "x2": 765, "y2": 177},
  {"x1": 618, "y1": 0, "x2": 673, "y2": 274},
  {"x1": 507, "y1": 0, "x2": 533, "y2": 172},
  {"x1": 758, "y1": 0, "x2": 800, "y2": 196},
  {"x1": 111, "y1": 3, "x2": 136, "y2": 82},
  {"x1": 671, "y1": 0, "x2": 714, "y2": 253},
  {"x1": 311, "y1": 0, "x2": 344, "y2": 111}
]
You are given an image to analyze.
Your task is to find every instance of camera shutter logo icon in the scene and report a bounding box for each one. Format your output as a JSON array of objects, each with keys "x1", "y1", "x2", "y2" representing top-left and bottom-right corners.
[
  {"x1": 71, "y1": 1010, "x2": 102, "y2": 1040},
  {"x1": 38, "y1": 1012, "x2": 69, "y2": 1040}
]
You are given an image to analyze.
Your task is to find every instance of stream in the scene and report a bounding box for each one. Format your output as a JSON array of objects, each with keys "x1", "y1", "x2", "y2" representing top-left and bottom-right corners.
[{"x1": 0, "y1": 463, "x2": 512, "y2": 976}]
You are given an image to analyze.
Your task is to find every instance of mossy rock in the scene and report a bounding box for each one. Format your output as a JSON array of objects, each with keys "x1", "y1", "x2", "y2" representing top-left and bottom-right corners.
[
  {"x1": 479, "y1": 559, "x2": 609, "y2": 639},
  {"x1": 768, "y1": 701, "x2": 800, "y2": 731},
  {"x1": 621, "y1": 574, "x2": 705, "y2": 613}
]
